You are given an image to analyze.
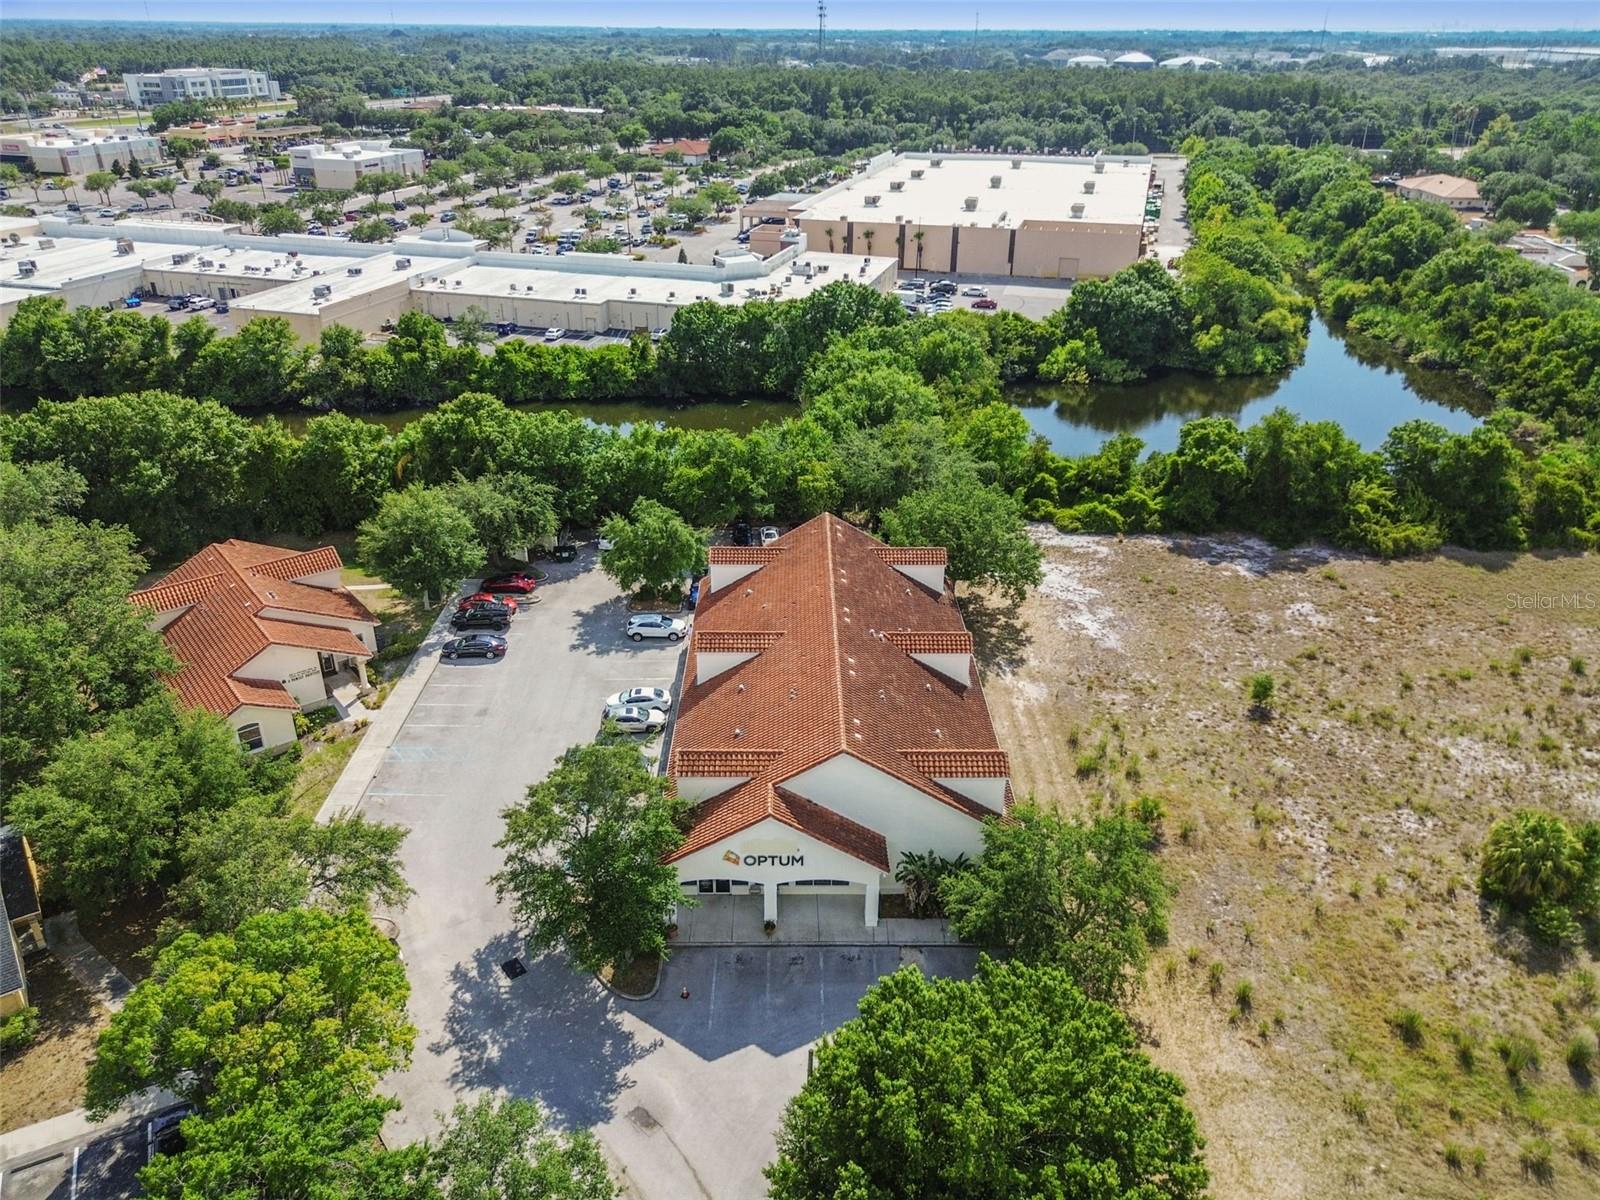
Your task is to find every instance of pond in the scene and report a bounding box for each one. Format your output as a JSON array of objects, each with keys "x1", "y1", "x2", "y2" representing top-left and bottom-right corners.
[
  {"x1": 1009, "y1": 318, "x2": 1491, "y2": 457},
  {"x1": 269, "y1": 319, "x2": 1491, "y2": 456}
]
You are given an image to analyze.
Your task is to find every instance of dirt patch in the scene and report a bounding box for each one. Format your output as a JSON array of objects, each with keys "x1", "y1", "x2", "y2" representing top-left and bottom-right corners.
[
  {"x1": 602, "y1": 952, "x2": 661, "y2": 999},
  {"x1": 0, "y1": 954, "x2": 111, "y2": 1131},
  {"x1": 984, "y1": 530, "x2": 1600, "y2": 1200}
]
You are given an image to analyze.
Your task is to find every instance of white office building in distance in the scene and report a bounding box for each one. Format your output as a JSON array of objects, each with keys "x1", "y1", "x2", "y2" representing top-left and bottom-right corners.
[
  {"x1": 123, "y1": 68, "x2": 281, "y2": 105},
  {"x1": 289, "y1": 141, "x2": 426, "y2": 190}
]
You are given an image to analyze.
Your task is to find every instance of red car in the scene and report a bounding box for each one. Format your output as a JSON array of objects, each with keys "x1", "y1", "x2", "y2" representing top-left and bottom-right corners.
[
  {"x1": 972, "y1": 297, "x2": 998, "y2": 310},
  {"x1": 458, "y1": 592, "x2": 518, "y2": 614},
  {"x1": 480, "y1": 573, "x2": 537, "y2": 594}
]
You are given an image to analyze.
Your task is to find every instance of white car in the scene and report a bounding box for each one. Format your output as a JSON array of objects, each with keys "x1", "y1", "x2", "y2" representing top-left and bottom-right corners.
[
  {"x1": 544, "y1": 327, "x2": 566, "y2": 341},
  {"x1": 188, "y1": 297, "x2": 217, "y2": 311},
  {"x1": 606, "y1": 686, "x2": 674, "y2": 711},
  {"x1": 626, "y1": 613, "x2": 689, "y2": 642},
  {"x1": 759, "y1": 526, "x2": 780, "y2": 546},
  {"x1": 961, "y1": 285, "x2": 988, "y2": 297},
  {"x1": 603, "y1": 703, "x2": 667, "y2": 733}
]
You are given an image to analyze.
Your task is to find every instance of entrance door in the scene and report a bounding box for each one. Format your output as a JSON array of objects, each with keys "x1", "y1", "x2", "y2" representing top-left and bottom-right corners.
[{"x1": 319, "y1": 652, "x2": 338, "y2": 677}]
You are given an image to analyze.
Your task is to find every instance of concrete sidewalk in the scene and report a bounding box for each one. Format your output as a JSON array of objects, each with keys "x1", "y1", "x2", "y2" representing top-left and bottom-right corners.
[
  {"x1": 672, "y1": 894, "x2": 962, "y2": 946},
  {"x1": 42, "y1": 913, "x2": 132, "y2": 1011},
  {"x1": 316, "y1": 590, "x2": 463, "y2": 824}
]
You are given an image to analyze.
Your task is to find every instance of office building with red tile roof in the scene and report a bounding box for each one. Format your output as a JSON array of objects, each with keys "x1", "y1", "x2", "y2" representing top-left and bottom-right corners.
[
  {"x1": 667, "y1": 513, "x2": 1011, "y2": 928},
  {"x1": 130, "y1": 540, "x2": 377, "y2": 752}
]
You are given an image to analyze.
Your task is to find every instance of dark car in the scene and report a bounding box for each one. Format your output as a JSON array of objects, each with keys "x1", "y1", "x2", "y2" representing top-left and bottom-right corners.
[
  {"x1": 481, "y1": 573, "x2": 537, "y2": 594},
  {"x1": 550, "y1": 544, "x2": 578, "y2": 563},
  {"x1": 684, "y1": 580, "x2": 701, "y2": 611},
  {"x1": 930, "y1": 280, "x2": 958, "y2": 295},
  {"x1": 442, "y1": 633, "x2": 507, "y2": 660},
  {"x1": 450, "y1": 605, "x2": 510, "y2": 632},
  {"x1": 731, "y1": 520, "x2": 752, "y2": 547}
]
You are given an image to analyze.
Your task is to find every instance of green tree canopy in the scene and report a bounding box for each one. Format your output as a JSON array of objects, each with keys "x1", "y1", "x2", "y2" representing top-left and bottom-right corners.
[
  {"x1": 598, "y1": 498, "x2": 705, "y2": 597},
  {"x1": 358, "y1": 484, "x2": 486, "y2": 603},
  {"x1": 765, "y1": 958, "x2": 1209, "y2": 1200},
  {"x1": 942, "y1": 807, "x2": 1171, "y2": 1005},
  {"x1": 421, "y1": 1096, "x2": 618, "y2": 1200},
  {"x1": 880, "y1": 469, "x2": 1043, "y2": 604},
  {"x1": 87, "y1": 908, "x2": 415, "y2": 1199},
  {"x1": 492, "y1": 738, "x2": 689, "y2": 974}
]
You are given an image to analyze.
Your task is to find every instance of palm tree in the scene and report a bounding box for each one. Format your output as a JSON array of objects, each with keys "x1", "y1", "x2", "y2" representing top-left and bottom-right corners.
[
  {"x1": 861, "y1": 228, "x2": 875, "y2": 256},
  {"x1": 913, "y1": 229, "x2": 925, "y2": 274},
  {"x1": 823, "y1": 225, "x2": 835, "y2": 253}
]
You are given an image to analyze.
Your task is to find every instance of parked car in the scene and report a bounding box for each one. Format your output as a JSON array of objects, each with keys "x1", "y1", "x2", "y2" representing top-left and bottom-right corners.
[
  {"x1": 459, "y1": 592, "x2": 518, "y2": 613},
  {"x1": 544, "y1": 327, "x2": 565, "y2": 341},
  {"x1": 972, "y1": 297, "x2": 999, "y2": 310},
  {"x1": 147, "y1": 1107, "x2": 192, "y2": 1163},
  {"x1": 450, "y1": 606, "x2": 510, "y2": 632},
  {"x1": 606, "y1": 686, "x2": 674, "y2": 711},
  {"x1": 961, "y1": 285, "x2": 989, "y2": 297},
  {"x1": 98, "y1": 207, "x2": 117, "y2": 218},
  {"x1": 166, "y1": 296, "x2": 191, "y2": 311},
  {"x1": 214, "y1": 301, "x2": 229, "y2": 314},
  {"x1": 626, "y1": 613, "x2": 689, "y2": 642},
  {"x1": 603, "y1": 704, "x2": 667, "y2": 734},
  {"x1": 440, "y1": 211, "x2": 456, "y2": 222},
  {"x1": 124, "y1": 294, "x2": 143, "y2": 308},
  {"x1": 731, "y1": 520, "x2": 752, "y2": 546},
  {"x1": 442, "y1": 633, "x2": 508, "y2": 660},
  {"x1": 930, "y1": 280, "x2": 957, "y2": 295},
  {"x1": 551, "y1": 543, "x2": 578, "y2": 562},
  {"x1": 480, "y1": 572, "x2": 537, "y2": 594},
  {"x1": 684, "y1": 580, "x2": 701, "y2": 611},
  {"x1": 188, "y1": 297, "x2": 217, "y2": 311},
  {"x1": 759, "y1": 526, "x2": 781, "y2": 546}
]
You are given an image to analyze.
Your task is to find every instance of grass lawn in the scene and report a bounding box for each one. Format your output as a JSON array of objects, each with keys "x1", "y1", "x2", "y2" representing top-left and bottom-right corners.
[
  {"x1": 982, "y1": 529, "x2": 1599, "y2": 1200},
  {"x1": 0, "y1": 956, "x2": 112, "y2": 1131},
  {"x1": 286, "y1": 727, "x2": 368, "y2": 819}
]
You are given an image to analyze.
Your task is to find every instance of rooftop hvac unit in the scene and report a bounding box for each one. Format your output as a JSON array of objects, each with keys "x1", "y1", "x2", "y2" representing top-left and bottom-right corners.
[
  {"x1": 628, "y1": 287, "x2": 636, "y2": 296},
  {"x1": 346, "y1": 266, "x2": 363, "y2": 276},
  {"x1": 720, "y1": 281, "x2": 735, "y2": 296},
  {"x1": 16, "y1": 260, "x2": 37, "y2": 277},
  {"x1": 286, "y1": 250, "x2": 299, "y2": 258},
  {"x1": 1070, "y1": 202, "x2": 1085, "y2": 218},
  {"x1": 889, "y1": 180, "x2": 905, "y2": 192},
  {"x1": 452, "y1": 280, "x2": 461, "y2": 287},
  {"x1": 37, "y1": 238, "x2": 55, "y2": 250},
  {"x1": 963, "y1": 196, "x2": 979, "y2": 211},
  {"x1": 114, "y1": 238, "x2": 134, "y2": 255},
  {"x1": 863, "y1": 194, "x2": 880, "y2": 207},
  {"x1": 198, "y1": 257, "x2": 214, "y2": 268},
  {"x1": 909, "y1": 168, "x2": 925, "y2": 179},
  {"x1": 1094, "y1": 157, "x2": 1106, "y2": 173},
  {"x1": 667, "y1": 291, "x2": 675, "y2": 299},
  {"x1": 1011, "y1": 158, "x2": 1022, "y2": 169},
  {"x1": 930, "y1": 158, "x2": 943, "y2": 167},
  {"x1": 243, "y1": 264, "x2": 259, "y2": 273},
  {"x1": 312, "y1": 283, "x2": 332, "y2": 298},
  {"x1": 171, "y1": 252, "x2": 192, "y2": 265},
  {"x1": 989, "y1": 175, "x2": 1002, "y2": 188},
  {"x1": 1083, "y1": 179, "x2": 1096, "y2": 194},
  {"x1": 575, "y1": 286, "x2": 587, "y2": 296},
  {"x1": 394, "y1": 257, "x2": 411, "y2": 269}
]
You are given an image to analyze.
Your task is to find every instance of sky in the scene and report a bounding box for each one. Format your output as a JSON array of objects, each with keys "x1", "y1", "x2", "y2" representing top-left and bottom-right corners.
[{"x1": 4, "y1": 1, "x2": 1598, "y2": 32}]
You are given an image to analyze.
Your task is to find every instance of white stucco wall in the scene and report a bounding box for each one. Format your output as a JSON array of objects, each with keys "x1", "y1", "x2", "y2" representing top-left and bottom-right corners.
[
  {"x1": 883, "y1": 561, "x2": 946, "y2": 593},
  {"x1": 908, "y1": 651, "x2": 973, "y2": 686},
  {"x1": 228, "y1": 704, "x2": 297, "y2": 751},
  {"x1": 237, "y1": 643, "x2": 328, "y2": 707},
  {"x1": 931, "y1": 775, "x2": 1007, "y2": 812},
  {"x1": 707, "y1": 561, "x2": 763, "y2": 592},
  {"x1": 671, "y1": 819, "x2": 879, "y2": 889},
  {"x1": 782, "y1": 752, "x2": 985, "y2": 878},
  {"x1": 695, "y1": 649, "x2": 756, "y2": 684}
]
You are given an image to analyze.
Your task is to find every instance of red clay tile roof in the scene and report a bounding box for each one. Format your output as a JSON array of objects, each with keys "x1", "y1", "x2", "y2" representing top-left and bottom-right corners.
[
  {"x1": 648, "y1": 138, "x2": 711, "y2": 157},
  {"x1": 899, "y1": 748, "x2": 1011, "y2": 777},
  {"x1": 874, "y1": 545, "x2": 948, "y2": 566},
  {"x1": 665, "y1": 783, "x2": 890, "y2": 873},
  {"x1": 136, "y1": 540, "x2": 374, "y2": 718},
  {"x1": 882, "y1": 630, "x2": 973, "y2": 656},
  {"x1": 673, "y1": 747, "x2": 785, "y2": 775},
  {"x1": 669, "y1": 513, "x2": 1008, "y2": 868},
  {"x1": 707, "y1": 545, "x2": 785, "y2": 565},
  {"x1": 694, "y1": 630, "x2": 785, "y2": 654}
]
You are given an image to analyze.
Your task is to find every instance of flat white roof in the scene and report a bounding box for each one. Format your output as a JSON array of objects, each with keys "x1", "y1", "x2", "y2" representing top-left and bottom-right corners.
[
  {"x1": 0, "y1": 235, "x2": 162, "y2": 289},
  {"x1": 795, "y1": 154, "x2": 1149, "y2": 231},
  {"x1": 414, "y1": 251, "x2": 896, "y2": 308},
  {"x1": 143, "y1": 243, "x2": 368, "y2": 285},
  {"x1": 230, "y1": 253, "x2": 435, "y2": 315}
]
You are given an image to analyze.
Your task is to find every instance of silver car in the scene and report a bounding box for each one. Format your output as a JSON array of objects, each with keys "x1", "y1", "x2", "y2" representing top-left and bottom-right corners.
[
  {"x1": 603, "y1": 703, "x2": 667, "y2": 733},
  {"x1": 606, "y1": 686, "x2": 674, "y2": 710},
  {"x1": 626, "y1": 613, "x2": 689, "y2": 642}
]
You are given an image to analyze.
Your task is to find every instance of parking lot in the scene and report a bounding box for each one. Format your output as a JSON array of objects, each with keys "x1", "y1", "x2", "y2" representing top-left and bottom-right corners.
[
  {"x1": 0, "y1": 1105, "x2": 185, "y2": 1200},
  {"x1": 355, "y1": 554, "x2": 975, "y2": 1198}
]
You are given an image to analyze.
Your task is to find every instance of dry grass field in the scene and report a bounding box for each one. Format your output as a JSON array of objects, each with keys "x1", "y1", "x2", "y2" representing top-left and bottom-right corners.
[{"x1": 981, "y1": 529, "x2": 1600, "y2": 1200}]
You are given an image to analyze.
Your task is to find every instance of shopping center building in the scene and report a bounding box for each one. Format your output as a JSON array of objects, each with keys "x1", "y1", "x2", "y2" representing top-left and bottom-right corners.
[
  {"x1": 785, "y1": 149, "x2": 1154, "y2": 280},
  {"x1": 666, "y1": 514, "x2": 1012, "y2": 928}
]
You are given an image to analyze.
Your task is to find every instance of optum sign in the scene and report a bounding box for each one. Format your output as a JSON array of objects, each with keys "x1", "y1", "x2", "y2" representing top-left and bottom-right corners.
[{"x1": 723, "y1": 850, "x2": 805, "y2": 868}]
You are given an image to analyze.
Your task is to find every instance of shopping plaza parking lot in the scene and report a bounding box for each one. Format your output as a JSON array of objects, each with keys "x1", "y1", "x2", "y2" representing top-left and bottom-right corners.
[{"x1": 355, "y1": 552, "x2": 976, "y2": 1198}]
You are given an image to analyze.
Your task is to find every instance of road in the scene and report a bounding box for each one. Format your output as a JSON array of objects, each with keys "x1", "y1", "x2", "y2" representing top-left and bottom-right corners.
[{"x1": 0, "y1": 1105, "x2": 185, "y2": 1200}]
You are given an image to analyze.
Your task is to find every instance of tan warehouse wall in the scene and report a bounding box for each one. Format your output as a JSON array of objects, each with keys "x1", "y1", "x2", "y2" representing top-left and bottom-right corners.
[{"x1": 796, "y1": 217, "x2": 1140, "y2": 280}]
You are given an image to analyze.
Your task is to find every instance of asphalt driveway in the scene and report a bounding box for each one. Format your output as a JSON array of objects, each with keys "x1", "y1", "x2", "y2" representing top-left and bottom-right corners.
[{"x1": 363, "y1": 556, "x2": 976, "y2": 1199}]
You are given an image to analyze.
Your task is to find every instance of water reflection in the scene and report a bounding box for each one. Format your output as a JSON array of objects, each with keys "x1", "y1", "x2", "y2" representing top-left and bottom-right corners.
[{"x1": 1012, "y1": 319, "x2": 1490, "y2": 456}]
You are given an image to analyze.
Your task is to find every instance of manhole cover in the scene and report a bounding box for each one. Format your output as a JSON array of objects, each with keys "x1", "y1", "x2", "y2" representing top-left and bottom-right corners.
[
  {"x1": 501, "y1": 958, "x2": 527, "y2": 979},
  {"x1": 627, "y1": 1105, "x2": 659, "y2": 1131}
]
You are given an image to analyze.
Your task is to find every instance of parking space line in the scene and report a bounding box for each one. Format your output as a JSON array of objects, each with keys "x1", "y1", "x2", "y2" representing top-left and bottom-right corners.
[
  {"x1": 707, "y1": 954, "x2": 718, "y2": 1031},
  {"x1": 398, "y1": 722, "x2": 471, "y2": 727},
  {"x1": 412, "y1": 701, "x2": 478, "y2": 706},
  {"x1": 364, "y1": 791, "x2": 447, "y2": 798}
]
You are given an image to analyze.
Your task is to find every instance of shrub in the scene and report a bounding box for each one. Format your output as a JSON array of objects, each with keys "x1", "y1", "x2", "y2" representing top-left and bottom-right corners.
[
  {"x1": 1479, "y1": 810, "x2": 1584, "y2": 910},
  {"x1": 1234, "y1": 980, "x2": 1254, "y2": 1014},
  {"x1": 1494, "y1": 1031, "x2": 1541, "y2": 1082},
  {"x1": 0, "y1": 1006, "x2": 39, "y2": 1052},
  {"x1": 1443, "y1": 1142, "x2": 1464, "y2": 1172},
  {"x1": 1520, "y1": 1138, "x2": 1555, "y2": 1184},
  {"x1": 1341, "y1": 1092, "x2": 1368, "y2": 1124},
  {"x1": 1247, "y1": 672, "x2": 1276, "y2": 718},
  {"x1": 1565, "y1": 1034, "x2": 1595, "y2": 1074},
  {"x1": 1391, "y1": 1007, "x2": 1425, "y2": 1048},
  {"x1": 1207, "y1": 962, "x2": 1225, "y2": 995}
]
